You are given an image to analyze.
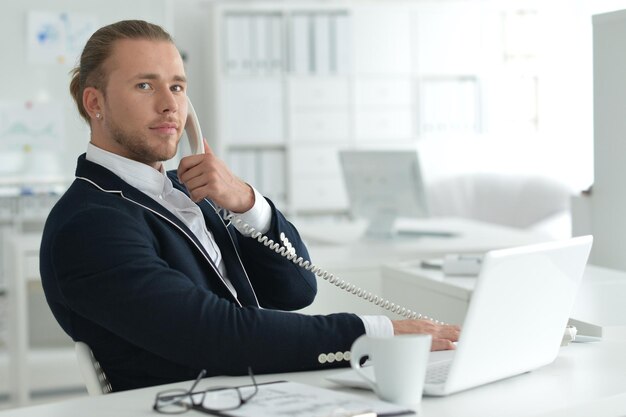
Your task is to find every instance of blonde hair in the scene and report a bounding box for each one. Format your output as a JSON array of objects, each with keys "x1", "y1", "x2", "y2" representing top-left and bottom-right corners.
[{"x1": 69, "y1": 20, "x2": 173, "y2": 123}]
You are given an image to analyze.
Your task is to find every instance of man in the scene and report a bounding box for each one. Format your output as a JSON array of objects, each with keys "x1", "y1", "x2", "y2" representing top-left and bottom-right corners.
[{"x1": 40, "y1": 20, "x2": 459, "y2": 392}]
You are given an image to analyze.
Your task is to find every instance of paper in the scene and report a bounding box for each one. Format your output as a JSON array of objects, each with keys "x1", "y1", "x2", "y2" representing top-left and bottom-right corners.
[
  {"x1": 0, "y1": 101, "x2": 64, "y2": 151},
  {"x1": 189, "y1": 381, "x2": 413, "y2": 417},
  {"x1": 27, "y1": 11, "x2": 98, "y2": 65}
]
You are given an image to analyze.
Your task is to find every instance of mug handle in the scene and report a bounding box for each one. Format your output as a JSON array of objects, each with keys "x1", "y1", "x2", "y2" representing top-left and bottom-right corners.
[{"x1": 350, "y1": 335, "x2": 378, "y2": 392}]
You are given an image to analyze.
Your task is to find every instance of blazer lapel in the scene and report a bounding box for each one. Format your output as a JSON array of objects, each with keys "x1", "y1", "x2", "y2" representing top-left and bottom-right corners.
[
  {"x1": 75, "y1": 155, "x2": 243, "y2": 306},
  {"x1": 198, "y1": 201, "x2": 260, "y2": 307}
]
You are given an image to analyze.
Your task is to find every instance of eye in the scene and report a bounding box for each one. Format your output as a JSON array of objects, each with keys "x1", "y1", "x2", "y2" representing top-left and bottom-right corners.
[
  {"x1": 137, "y1": 82, "x2": 152, "y2": 90},
  {"x1": 171, "y1": 84, "x2": 184, "y2": 93}
]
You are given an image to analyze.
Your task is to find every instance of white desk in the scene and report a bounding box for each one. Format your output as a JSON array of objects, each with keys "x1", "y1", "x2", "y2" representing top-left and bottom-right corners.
[
  {"x1": 296, "y1": 217, "x2": 548, "y2": 316},
  {"x1": 300, "y1": 217, "x2": 549, "y2": 269},
  {"x1": 2, "y1": 340, "x2": 626, "y2": 417}
]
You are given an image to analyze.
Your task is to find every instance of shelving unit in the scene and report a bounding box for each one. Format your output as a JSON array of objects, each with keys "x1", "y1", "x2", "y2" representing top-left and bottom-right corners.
[
  {"x1": 207, "y1": 1, "x2": 541, "y2": 216},
  {"x1": 0, "y1": 185, "x2": 76, "y2": 407}
]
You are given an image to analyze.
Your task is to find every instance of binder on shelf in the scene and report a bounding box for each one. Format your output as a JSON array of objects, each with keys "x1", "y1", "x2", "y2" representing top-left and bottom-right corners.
[
  {"x1": 333, "y1": 13, "x2": 351, "y2": 74},
  {"x1": 268, "y1": 14, "x2": 283, "y2": 73},
  {"x1": 224, "y1": 14, "x2": 253, "y2": 76},
  {"x1": 228, "y1": 150, "x2": 258, "y2": 188},
  {"x1": 259, "y1": 149, "x2": 287, "y2": 205},
  {"x1": 313, "y1": 14, "x2": 331, "y2": 75},
  {"x1": 237, "y1": 14, "x2": 253, "y2": 76},
  {"x1": 224, "y1": 14, "x2": 241, "y2": 75},
  {"x1": 291, "y1": 14, "x2": 311, "y2": 74}
]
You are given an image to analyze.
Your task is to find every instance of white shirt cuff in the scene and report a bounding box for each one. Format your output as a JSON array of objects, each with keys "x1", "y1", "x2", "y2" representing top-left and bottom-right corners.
[
  {"x1": 232, "y1": 186, "x2": 272, "y2": 235},
  {"x1": 359, "y1": 315, "x2": 394, "y2": 338}
]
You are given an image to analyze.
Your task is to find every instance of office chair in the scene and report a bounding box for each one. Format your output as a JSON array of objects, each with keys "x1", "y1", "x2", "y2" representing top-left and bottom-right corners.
[
  {"x1": 427, "y1": 173, "x2": 573, "y2": 238},
  {"x1": 74, "y1": 341, "x2": 112, "y2": 395}
]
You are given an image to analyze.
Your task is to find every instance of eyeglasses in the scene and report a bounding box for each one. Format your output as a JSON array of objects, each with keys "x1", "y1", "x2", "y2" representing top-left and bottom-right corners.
[{"x1": 153, "y1": 367, "x2": 258, "y2": 415}]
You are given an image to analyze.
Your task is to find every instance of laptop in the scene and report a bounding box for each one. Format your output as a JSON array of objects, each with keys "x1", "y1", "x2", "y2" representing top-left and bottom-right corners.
[{"x1": 329, "y1": 236, "x2": 593, "y2": 396}]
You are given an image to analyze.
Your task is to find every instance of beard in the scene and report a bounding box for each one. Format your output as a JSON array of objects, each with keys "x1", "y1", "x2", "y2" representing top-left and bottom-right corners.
[{"x1": 105, "y1": 114, "x2": 179, "y2": 165}]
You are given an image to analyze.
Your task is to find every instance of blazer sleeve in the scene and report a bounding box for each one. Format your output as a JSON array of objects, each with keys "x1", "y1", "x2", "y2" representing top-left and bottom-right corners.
[
  {"x1": 230, "y1": 197, "x2": 320, "y2": 311},
  {"x1": 47, "y1": 206, "x2": 365, "y2": 376}
]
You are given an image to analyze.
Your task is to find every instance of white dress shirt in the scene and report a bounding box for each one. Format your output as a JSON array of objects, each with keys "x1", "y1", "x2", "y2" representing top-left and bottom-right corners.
[{"x1": 85, "y1": 143, "x2": 393, "y2": 337}]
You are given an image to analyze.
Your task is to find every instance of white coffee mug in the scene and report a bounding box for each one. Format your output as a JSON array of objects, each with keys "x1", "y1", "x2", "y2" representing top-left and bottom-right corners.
[{"x1": 350, "y1": 334, "x2": 431, "y2": 406}]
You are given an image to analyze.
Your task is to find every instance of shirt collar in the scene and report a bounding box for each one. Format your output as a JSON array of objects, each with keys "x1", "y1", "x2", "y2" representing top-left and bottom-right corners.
[{"x1": 85, "y1": 142, "x2": 169, "y2": 198}]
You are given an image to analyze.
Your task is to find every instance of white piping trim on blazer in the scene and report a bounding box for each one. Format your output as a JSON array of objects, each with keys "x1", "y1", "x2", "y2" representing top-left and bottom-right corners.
[
  {"x1": 203, "y1": 198, "x2": 261, "y2": 308},
  {"x1": 75, "y1": 176, "x2": 243, "y2": 308}
]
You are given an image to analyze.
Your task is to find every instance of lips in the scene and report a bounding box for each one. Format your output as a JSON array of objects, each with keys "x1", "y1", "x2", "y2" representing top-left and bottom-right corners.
[{"x1": 150, "y1": 122, "x2": 179, "y2": 135}]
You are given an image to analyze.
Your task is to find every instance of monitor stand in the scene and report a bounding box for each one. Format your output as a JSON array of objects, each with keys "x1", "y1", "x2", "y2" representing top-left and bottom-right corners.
[
  {"x1": 365, "y1": 213, "x2": 458, "y2": 239},
  {"x1": 364, "y1": 212, "x2": 396, "y2": 238}
]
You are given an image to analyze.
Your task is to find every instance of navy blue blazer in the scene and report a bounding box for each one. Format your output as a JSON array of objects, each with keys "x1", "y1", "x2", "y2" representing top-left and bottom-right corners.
[{"x1": 40, "y1": 155, "x2": 365, "y2": 391}]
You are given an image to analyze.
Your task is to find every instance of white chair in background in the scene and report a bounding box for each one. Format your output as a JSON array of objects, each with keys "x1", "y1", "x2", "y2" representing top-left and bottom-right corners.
[
  {"x1": 426, "y1": 173, "x2": 573, "y2": 239},
  {"x1": 74, "y1": 341, "x2": 112, "y2": 395}
]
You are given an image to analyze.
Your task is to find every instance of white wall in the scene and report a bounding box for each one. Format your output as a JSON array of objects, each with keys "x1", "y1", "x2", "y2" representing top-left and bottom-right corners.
[
  {"x1": 0, "y1": 0, "x2": 170, "y2": 181},
  {"x1": 589, "y1": 7, "x2": 626, "y2": 270}
]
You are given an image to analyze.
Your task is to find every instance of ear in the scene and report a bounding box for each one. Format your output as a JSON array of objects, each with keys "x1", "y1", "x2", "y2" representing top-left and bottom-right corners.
[{"x1": 83, "y1": 86, "x2": 104, "y2": 120}]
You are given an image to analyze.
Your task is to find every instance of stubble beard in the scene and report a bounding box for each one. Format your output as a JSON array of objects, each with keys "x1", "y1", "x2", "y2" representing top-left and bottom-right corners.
[{"x1": 106, "y1": 117, "x2": 178, "y2": 165}]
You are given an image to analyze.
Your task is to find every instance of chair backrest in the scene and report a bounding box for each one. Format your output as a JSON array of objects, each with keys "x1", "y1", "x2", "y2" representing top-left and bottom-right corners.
[
  {"x1": 427, "y1": 173, "x2": 572, "y2": 228},
  {"x1": 74, "y1": 341, "x2": 112, "y2": 395}
]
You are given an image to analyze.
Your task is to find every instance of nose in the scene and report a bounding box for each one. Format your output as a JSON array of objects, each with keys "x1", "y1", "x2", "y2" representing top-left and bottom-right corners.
[{"x1": 158, "y1": 89, "x2": 178, "y2": 114}]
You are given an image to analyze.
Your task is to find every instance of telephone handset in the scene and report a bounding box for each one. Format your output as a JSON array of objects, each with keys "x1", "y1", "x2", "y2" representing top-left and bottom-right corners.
[
  {"x1": 185, "y1": 97, "x2": 205, "y2": 156},
  {"x1": 184, "y1": 98, "x2": 438, "y2": 322}
]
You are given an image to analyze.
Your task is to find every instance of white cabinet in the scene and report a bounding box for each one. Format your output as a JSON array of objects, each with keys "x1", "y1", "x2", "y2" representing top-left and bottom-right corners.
[
  {"x1": 292, "y1": 177, "x2": 348, "y2": 212},
  {"x1": 290, "y1": 78, "x2": 350, "y2": 109},
  {"x1": 222, "y1": 78, "x2": 284, "y2": 145},
  {"x1": 290, "y1": 77, "x2": 351, "y2": 144},
  {"x1": 207, "y1": 1, "x2": 532, "y2": 215},
  {"x1": 355, "y1": 109, "x2": 413, "y2": 141},
  {"x1": 352, "y1": 7, "x2": 412, "y2": 75},
  {"x1": 291, "y1": 112, "x2": 351, "y2": 142},
  {"x1": 213, "y1": 4, "x2": 357, "y2": 214},
  {"x1": 354, "y1": 77, "x2": 414, "y2": 141},
  {"x1": 291, "y1": 145, "x2": 348, "y2": 212},
  {"x1": 292, "y1": 146, "x2": 344, "y2": 177},
  {"x1": 354, "y1": 78, "x2": 413, "y2": 107}
]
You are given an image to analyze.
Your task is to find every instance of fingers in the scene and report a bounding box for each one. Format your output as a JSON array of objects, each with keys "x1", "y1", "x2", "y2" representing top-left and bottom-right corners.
[
  {"x1": 437, "y1": 324, "x2": 461, "y2": 343},
  {"x1": 202, "y1": 138, "x2": 214, "y2": 155},
  {"x1": 431, "y1": 338, "x2": 456, "y2": 351},
  {"x1": 178, "y1": 139, "x2": 213, "y2": 179},
  {"x1": 176, "y1": 148, "x2": 255, "y2": 210},
  {"x1": 391, "y1": 319, "x2": 461, "y2": 352},
  {"x1": 178, "y1": 142, "x2": 216, "y2": 182}
]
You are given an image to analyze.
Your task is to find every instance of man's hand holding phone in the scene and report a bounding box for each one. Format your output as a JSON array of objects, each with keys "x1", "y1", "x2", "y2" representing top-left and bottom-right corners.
[{"x1": 177, "y1": 138, "x2": 255, "y2": 213}]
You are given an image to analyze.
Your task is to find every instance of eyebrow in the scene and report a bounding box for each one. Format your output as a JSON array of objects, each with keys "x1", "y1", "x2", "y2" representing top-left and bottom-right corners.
[{"x1": 132, "y1": 73, "x2": 187, "y2": 83}]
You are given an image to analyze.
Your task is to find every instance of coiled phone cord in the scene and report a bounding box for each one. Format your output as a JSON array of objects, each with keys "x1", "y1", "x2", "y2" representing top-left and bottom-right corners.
[{"x1": 222, "y1": 211, "x2": 443, "y2": 324}]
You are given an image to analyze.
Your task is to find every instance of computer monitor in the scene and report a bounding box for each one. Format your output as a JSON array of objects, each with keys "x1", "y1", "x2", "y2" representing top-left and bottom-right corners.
[{"x1": 339, "y1": 149, "x2": 430, "y2": 237}]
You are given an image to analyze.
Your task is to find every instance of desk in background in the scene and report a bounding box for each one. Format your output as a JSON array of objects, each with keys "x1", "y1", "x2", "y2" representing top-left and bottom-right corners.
[
  {"x1": 1, "y1": 339, "x2": 626, "y2": 417},
  {"x1": 295, "y1": 217, "x2": 549, "y2": 316}
]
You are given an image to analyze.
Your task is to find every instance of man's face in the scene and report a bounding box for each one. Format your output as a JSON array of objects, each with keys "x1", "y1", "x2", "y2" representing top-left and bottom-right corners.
[{"x1": 98, "y1": 38, "x2": 187, "y2": 167}]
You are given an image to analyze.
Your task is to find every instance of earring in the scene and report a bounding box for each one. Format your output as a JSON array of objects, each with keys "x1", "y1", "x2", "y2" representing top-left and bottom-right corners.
[{"x1": 95, "y1": 113, "x2": 101, "y2": 120}]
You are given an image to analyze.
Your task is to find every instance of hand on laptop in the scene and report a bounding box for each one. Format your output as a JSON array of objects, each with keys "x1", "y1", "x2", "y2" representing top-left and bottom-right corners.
[{"x1": 392, "y1": 319, "x2": 460, "y2": 351}]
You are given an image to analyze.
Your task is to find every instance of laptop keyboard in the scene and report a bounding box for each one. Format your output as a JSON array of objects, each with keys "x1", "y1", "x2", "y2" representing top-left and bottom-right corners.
[{"x1": 426, "y1": 360, "x2": 452, "y2": 384}]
